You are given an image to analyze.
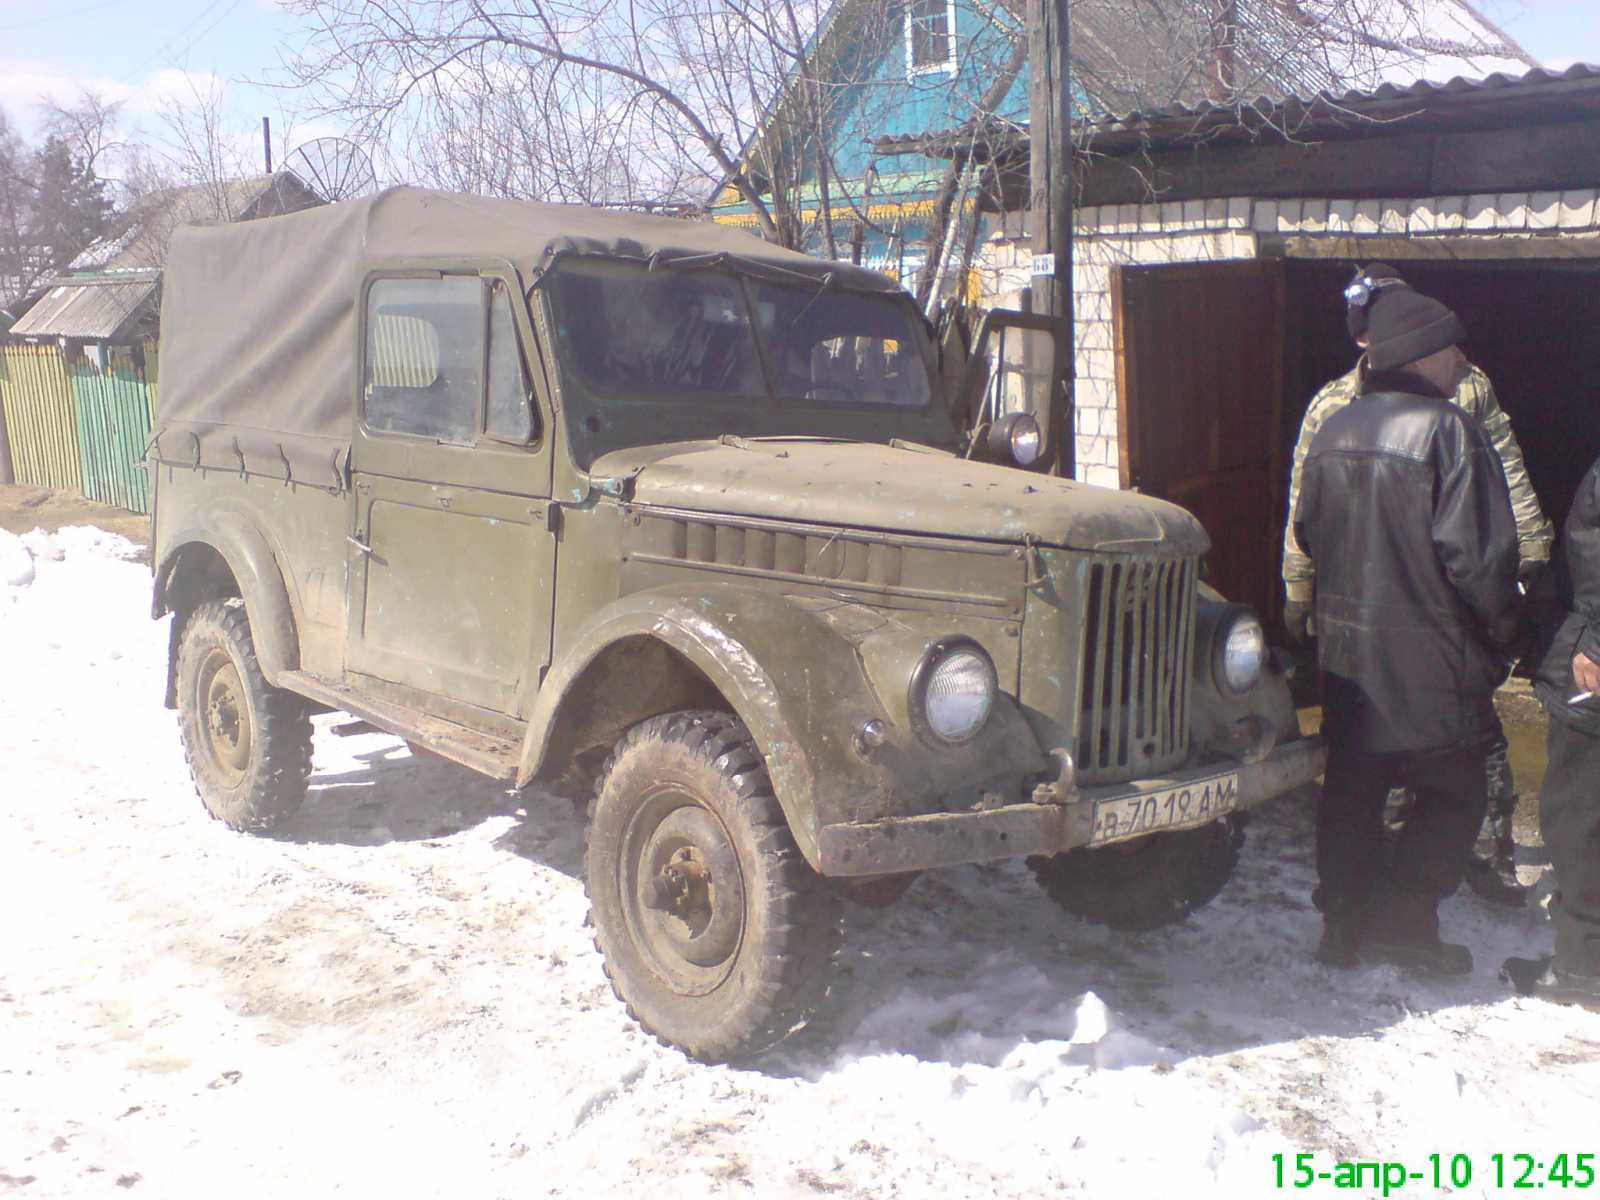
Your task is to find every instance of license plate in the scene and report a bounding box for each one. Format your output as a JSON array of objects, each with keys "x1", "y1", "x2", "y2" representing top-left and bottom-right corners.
[{"x1": 1089, "y1": 773, "x2": 1239, "y2": 847}]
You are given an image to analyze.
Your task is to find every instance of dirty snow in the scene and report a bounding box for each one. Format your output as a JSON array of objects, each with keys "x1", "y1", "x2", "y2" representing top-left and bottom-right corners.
[{"x1": 2, "y1": 527, "x2": 1596, "y2": 1199}]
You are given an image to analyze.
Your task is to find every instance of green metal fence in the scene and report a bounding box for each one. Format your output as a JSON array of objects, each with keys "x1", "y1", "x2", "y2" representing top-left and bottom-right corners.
[
  {"x1": 0, "y1": 341, "x2": 160, "y2": 513},
  {"x1": 70, "y1": 347, "x2": 154, "y2": 512}
]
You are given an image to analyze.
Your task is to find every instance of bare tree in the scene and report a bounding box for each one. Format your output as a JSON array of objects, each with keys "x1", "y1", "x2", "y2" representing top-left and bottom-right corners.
[
  {"x1": 279, "y1": 0, "x2": 1528, "y2": 272},
  {"x1": 281, "y1": 0, "x2": 915, "y2": 246},
  {"x1": 38, "y1": 88, "x2": 127, "y2": 177},
  {"x1": 0, "y1": 109, "x2": 34, "y2": 312}
]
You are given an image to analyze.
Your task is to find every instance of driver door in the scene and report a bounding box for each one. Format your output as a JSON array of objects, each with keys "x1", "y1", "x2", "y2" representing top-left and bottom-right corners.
[{"x1": 344, "y1": 264, "x2": 556, "y2": 718}]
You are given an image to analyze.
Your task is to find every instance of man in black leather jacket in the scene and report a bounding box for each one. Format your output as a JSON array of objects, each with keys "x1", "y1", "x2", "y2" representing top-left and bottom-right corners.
[
  {"x1": 1294, "y1": 286, "x2": 1522, "y2": 975},
  {"x1": 1503, "y1": 458, "x2": 1600, "y2": 1009}
]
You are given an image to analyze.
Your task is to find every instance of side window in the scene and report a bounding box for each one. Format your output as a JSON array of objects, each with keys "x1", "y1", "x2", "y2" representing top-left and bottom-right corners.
[
  {"x1": 486, "y1": 281, "x2": 535, "y2": 444},
  {"x1": 364, "y1": 275, "x2": 482, "y2": 444}
]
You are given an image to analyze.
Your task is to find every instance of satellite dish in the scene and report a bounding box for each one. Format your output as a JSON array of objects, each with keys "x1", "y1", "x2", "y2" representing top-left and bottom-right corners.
[{"x1": 282, "y1": 137, "x2": 378, "y2": 203}]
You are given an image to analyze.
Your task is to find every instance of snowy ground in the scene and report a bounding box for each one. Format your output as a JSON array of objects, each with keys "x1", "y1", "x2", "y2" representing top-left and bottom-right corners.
[{"x1": 2, "y1": 526, "x2": 1597, "y2": 1200}]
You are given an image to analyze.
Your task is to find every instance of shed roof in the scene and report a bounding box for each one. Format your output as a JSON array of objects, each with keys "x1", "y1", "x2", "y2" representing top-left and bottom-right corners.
[
  {"x1": 70, "y1": 172, "x2": 323, "y2": 273},
  {"x1": 8, "y1": 271, "x2": 160, "y2": 341},
  {"x1": 875, "y1": 61, "x2": 1600, "y2": 161}
]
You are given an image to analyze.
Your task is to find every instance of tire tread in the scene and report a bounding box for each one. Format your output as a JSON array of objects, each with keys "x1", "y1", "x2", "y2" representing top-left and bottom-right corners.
[
  {"x1": 175, "y1": 598, "x2": 312, "y2": 832},
  {"x1": 585, "y1": 710, "x2": 842, "y2": 1061}
]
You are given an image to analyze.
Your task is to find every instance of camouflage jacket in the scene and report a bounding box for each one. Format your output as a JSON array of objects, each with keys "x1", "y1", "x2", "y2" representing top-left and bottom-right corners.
[{"x1": 1283, "y1": 360, "x2": 1553, "y2": 603}]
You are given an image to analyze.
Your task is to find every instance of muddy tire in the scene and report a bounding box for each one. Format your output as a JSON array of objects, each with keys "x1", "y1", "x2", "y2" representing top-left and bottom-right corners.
[
  {"x1": 175, "y1": 598, "x2": 312, "y2": 832},
  {"x1": 1027, "y1": 815, "x2": 1245, "y2": 931},
  {"x1": 584, "y1": 711, "x2": 841, "y2": 1062}
]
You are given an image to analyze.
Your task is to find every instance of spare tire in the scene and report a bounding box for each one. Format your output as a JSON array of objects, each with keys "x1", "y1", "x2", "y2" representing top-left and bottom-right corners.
[{"x1": 1026, "y1": 815, "x2": 1245, "y2": 931}]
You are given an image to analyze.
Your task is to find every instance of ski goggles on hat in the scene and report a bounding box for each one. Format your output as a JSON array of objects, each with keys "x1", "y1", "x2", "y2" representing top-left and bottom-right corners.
[{"x1": 1343, "y1": 274, "x2": 1407, "y2": 309}]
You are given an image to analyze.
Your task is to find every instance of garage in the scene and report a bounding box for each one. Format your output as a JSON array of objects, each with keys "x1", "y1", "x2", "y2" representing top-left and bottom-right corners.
[{"x1": 972, "y1": 63, "x2": 1600, "y2": 631}]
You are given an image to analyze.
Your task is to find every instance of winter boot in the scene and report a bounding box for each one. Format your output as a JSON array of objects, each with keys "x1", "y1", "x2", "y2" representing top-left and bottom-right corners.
[
  {"x1": 1315, "y1": 897, "x2": 1366, "y2": 968},
  {"x1": 1465, "y1": 749, "x2": 1525, "y2": 907},
  {"x1": 1361, "y1": 895, "x2": 1473, "y2": 976},
  {"x1": 1500, "y1": 956, "x2": 1600, "y2": 1013},
  {"x1": 1465, "y1": 855, "x2": 1527, "y2": 908},
  {"x1": 1316, "y1": 916, "x2": 1362, "y2": 968}
]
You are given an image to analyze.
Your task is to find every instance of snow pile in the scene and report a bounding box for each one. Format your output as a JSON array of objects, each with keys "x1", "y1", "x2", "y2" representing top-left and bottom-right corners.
[
  {"x1": 0, "y1": 527, "x2": 33, "y2": 593},
  {"x1": 2, "y1": 528, "x2": 1598, "y2": 1200}
]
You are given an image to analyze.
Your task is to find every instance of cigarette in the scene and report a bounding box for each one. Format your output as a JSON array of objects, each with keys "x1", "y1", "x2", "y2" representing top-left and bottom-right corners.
[{"x1": 1572, "y1": 692, "x2": 1595, "y2": 704}]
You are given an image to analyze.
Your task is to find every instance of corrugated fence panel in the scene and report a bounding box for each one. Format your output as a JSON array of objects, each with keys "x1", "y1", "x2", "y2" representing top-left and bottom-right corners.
[
  {"x1": 70, "y1": 347, "x2": 155, "y2": 513},
  {"x1": 0, "y1": 344, "x2": 82, "y2": 492}
]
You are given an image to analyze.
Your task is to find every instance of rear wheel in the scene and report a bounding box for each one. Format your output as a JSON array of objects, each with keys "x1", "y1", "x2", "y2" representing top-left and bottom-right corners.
[
  {"x1": 175, "y1": 599, "x2": 312, "y2": 832},
  {"x1": 1027, "y1": 815, "x2": 1245, "y2": 931},
  {"x1": 584, "y1": 711, "x2": 841, "y2": 1062}
]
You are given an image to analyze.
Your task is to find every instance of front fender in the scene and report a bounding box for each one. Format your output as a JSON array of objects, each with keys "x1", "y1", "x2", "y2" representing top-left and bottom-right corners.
[
  {"x1": 153, "y1": 510, "x2": 300, "y2": 682},
  {"x1": 518, "y1": 584, "x2": 1047, "y2": 870}
]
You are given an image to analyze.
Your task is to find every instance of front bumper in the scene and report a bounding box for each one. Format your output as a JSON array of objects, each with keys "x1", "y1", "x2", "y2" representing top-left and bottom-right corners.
[{"x1": 814, "y1": 735, "x2": 1326, "y2": 877}]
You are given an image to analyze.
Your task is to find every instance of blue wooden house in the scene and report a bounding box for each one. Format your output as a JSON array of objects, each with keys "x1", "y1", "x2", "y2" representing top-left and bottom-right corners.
[{"x1": 707, "y1": 0, "x2": 1535, "y2": 298}]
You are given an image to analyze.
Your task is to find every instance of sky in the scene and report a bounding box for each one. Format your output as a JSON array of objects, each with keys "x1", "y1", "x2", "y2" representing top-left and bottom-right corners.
[{"x1": 1, "y1": 0, "x2": 1599, "y2": 176}]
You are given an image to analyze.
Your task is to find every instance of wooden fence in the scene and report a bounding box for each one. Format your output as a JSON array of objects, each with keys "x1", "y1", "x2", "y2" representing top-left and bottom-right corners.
[{"x1": 0, "y1": 341, "x2": 159, "y2": 513}]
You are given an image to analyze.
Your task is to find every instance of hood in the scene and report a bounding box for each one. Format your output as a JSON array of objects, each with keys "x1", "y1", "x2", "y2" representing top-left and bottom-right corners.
[{"x1": 589, "y1": 439, "x2": 1210, "y2": 554}]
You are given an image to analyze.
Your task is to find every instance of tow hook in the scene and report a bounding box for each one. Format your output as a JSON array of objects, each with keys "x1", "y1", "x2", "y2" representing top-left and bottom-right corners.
[{"x1": 1031, "y1": 748, "x2": 1078, "y2": 805}]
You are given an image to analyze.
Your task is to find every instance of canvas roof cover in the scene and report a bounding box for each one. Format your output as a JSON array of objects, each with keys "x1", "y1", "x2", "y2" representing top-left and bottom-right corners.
[{"x1": 155, "y1": 186, "x2": 898, "y2": 487}]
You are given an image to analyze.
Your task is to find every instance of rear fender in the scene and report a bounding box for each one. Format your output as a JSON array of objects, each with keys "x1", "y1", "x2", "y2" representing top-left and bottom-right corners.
[{"x1": 153, "y1": 513, "x2": 300, "y2": 685}]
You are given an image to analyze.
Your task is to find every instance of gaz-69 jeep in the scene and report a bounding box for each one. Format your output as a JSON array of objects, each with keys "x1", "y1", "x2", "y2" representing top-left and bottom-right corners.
[{"x1": 150, "y1": 189, "x2": 1324, "y2": 1061}]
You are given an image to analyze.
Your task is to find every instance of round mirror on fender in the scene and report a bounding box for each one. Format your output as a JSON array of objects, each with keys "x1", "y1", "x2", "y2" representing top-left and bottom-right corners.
[{"x1": 987, "y1": 411, "x2": 1043, "y2": 468}]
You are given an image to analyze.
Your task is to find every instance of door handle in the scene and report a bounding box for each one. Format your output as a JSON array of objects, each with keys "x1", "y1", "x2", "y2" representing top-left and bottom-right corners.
[{"x1": 347, "y1": 535, "x2": 375, "y2": 555}]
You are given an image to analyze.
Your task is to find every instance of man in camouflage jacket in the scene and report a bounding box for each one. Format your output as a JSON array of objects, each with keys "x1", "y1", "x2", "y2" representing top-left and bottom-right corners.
[
  {"x1": 1283, "y1": 265, "x2": 1553, "y2": 907},
  {"x1": 1502, "y1": 453, "x2": 1600, "y2": 1011}
]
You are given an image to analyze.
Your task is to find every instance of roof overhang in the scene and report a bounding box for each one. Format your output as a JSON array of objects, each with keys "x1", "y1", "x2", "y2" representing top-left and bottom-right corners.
[
  {"x1": 8, "y1": 270, "x2": 161, "y2": 342},
  {"x1": 874, "y1": 63, "x2": 1600, "y2": 163}
]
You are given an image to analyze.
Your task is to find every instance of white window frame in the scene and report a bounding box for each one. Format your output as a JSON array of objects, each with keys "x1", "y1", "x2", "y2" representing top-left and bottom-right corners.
[{"x1": 905, "y1": 0, "x2": 958, "y2": 78}]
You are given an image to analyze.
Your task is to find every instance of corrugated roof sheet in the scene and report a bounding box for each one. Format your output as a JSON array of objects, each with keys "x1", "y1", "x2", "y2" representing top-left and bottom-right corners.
[
  {"x1": 9, "y1": 272, "x2": 160, "y2": 341},
  {"x1": 875, "y1": 61, "x2": 1600, "y2": 159},
  {"x1": 1078, "y1": 60, "x2": 1600, "y2": 146},
  {"x1": 70, "y1": 174, "x2": 323, "y2": 272}
]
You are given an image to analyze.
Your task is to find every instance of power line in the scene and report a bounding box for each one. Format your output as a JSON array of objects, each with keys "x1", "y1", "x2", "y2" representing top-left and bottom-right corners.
[{"x1": 0, "y1": 0, "x2": 123, "y2": 34}]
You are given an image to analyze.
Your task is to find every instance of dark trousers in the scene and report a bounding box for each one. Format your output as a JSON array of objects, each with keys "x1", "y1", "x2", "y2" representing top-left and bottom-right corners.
[
  {"x1": 1541, "y1": 718, "x2": 1600, "y2": 976},
  {"x1": 1318, "y1": 739, "x2": 1490, "y2": 929},
  {"x1": 1475, "y1": 720, "x2": 1517, "y2": 860}
]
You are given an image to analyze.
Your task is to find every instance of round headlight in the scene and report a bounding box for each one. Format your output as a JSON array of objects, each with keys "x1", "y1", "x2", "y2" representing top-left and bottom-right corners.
[
  {"x1": 1216, "y1": 611, "x2": 1267, "y2": 694},
  {"x1": 911, "y1": 639, "x2": 997, "y2": 744},
  {"x1": 987, "y1": 412, "x2": 1043, "y2": 467},
  {"x1": 1007, "y1": 414, "x2": 1042, "y2": 466}
]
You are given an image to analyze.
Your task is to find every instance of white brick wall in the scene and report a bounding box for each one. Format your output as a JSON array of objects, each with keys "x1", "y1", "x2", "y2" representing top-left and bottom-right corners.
[{"x1": 970, "y1": 188, "x2": 1600, "y2": 485}]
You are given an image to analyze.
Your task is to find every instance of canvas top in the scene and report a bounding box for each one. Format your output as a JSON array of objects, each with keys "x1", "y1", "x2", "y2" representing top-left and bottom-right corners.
[{"x1": 154, "y1": 187, "x2": 897, "y2": 486}]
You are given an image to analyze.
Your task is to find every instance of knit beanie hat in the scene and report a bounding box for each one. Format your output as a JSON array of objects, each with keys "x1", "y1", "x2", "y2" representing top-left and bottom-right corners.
[
  {"x1": 1364, "y1": 287, "x2": 1466, "y2": 371},
  {"x1": 1345, "y1": 262, "x2": 1407, "y2": 340}
]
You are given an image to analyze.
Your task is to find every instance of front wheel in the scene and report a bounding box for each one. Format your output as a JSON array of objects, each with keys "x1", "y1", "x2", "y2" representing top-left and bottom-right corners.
[
  {"x1": 584, "y1": 711, "x2": 841, "y2": 1062},
  {"x1": 1027, "y1": 815, "x2": 1245, "y2": 931},
  {"x1": 175, "y1": 599, "x2": 312, "y2": 832}
]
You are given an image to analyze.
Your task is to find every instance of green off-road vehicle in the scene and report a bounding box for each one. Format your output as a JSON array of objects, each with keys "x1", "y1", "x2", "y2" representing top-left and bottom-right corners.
[{"x1": 150, "y1": 188, "x2": 1323, "y2": 1061}]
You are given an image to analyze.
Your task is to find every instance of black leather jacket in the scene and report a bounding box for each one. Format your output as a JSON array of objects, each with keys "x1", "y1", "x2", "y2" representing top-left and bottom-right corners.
[
  {"x1": 1530, "y1": 455, "x2": 1600, "y2": 730},
  {"x1": 1294, "y1": 370, "x2": 1522, "y2": 754}
]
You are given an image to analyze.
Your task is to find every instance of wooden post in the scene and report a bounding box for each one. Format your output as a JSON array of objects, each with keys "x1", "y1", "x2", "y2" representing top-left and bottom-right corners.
[
  {"x1": 0, "y1": 388, "x2": 13, "y2": 485},
  {"x1": 1029, "y1": 0, "x2": 1075, "y2": 480}
]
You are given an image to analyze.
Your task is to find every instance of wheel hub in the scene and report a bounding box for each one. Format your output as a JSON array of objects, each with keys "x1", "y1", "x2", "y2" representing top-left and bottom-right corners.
[
  {"x1": 625, "y1": 797, "x2": 746, "y2": 984},
  {"x1": 198, "y1": 652, "x2": 251, "y2": 780}
]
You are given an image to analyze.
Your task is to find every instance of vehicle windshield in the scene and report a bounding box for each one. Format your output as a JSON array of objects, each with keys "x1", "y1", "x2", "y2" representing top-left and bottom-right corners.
[{"x1": 543, "y1": 257, "x2": 952, "y2": 467}]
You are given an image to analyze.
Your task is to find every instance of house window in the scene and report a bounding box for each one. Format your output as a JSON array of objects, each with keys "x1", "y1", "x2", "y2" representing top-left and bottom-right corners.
[{"x1": 906, "y1": 0, "x2": 956, "y2": 76}]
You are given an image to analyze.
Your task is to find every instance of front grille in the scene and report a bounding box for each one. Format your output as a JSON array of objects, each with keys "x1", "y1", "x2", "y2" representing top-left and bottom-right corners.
[{"x1": 1076, "y1": 555, "x2": 1197, "y2": 783}]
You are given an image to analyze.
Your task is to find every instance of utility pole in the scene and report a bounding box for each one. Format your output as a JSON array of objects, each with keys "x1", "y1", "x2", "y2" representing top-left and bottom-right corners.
[
  {"x1": 1028, "y1": 0, "x2": 1074, "y2": 479},
  {"x1": 263, "y1": 117, "x2": 273, "y2": 174}
]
